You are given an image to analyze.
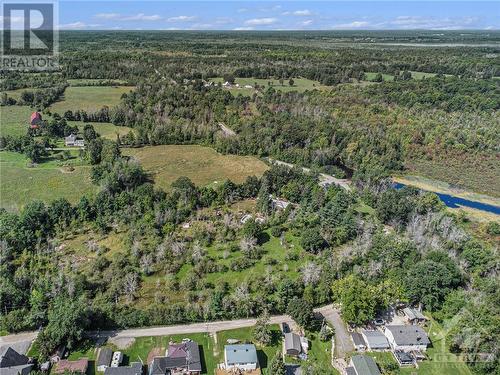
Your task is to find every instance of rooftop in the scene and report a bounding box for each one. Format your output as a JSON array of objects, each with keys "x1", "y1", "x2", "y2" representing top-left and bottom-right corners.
[
  {"x1": 54, "y1": 359, "x2": 89, "y2": 374},
  {"x1": 385, "y1": 325, "x2": 430, "y2": 346},
  {"x1": 361, "y1": 330, "x2": 390, "y2": 349},
  {"x1": 351, "y1": 355, "x2": 381, "y2": 375},
  {"x1": 225, "y1": 344, "x2": 258, "y2": 365}
]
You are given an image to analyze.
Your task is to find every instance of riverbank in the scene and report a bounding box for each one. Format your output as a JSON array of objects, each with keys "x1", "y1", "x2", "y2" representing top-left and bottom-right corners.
[{"x1": 394, "y1": 175, "x2": 500, "y2": 222}]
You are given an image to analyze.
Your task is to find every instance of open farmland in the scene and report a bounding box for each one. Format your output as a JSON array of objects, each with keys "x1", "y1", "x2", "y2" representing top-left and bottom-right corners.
[
  {"x1": 0, "y1": 106, "x2": 34, "y2": 137},
  {"x1": 0, "y1": 151, "x2": 95, "y2": 211},
  {"x1": 123, "y1": 145, "x2": 269, "y2": 190},
  {"x1": 210, "y1": 77, "x2": 328, "y2": 96},
  {"x1": 49, "y1": 85, "x2": 134, "y2": 113},
  {"x1": 68, "y1": 121, "x2": 134, "y2": 141}
]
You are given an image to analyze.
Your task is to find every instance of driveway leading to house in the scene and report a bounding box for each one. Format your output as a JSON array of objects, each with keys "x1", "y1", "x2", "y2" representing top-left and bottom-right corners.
[
  {"x1": 315, "y1": 305, "x2": 354, "y2": 358},
  {"x1": 0, "y1": 331, "x2": 38, "y2": 355}
]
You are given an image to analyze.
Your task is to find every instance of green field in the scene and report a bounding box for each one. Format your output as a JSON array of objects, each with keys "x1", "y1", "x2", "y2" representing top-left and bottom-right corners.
[
  {"x1": 50, "y1": 86, "x2": 134, "y2": 114},
  {"x1": 0, "y1": 151, "x2": 95, "y2": 211},
  {"x1": 67, "y1": 121, "x2": 134, "y2": 141},
  {"x1": 0, "y1": 105, "x2": 34, "y2": 137},
  {"x1": 210, "y1": 77, "x2": 328, "y2": 96},
  {"x1": 123, "y1": 145, "x2": 269, "y2": 190}
]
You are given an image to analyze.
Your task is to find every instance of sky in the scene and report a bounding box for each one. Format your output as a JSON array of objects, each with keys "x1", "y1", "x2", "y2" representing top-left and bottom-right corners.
[{"x1": 4, "y1": 1, "x2": 500, "y2": 30}]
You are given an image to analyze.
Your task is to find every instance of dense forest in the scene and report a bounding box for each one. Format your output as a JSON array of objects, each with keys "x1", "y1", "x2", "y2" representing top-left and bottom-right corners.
[{"x1": 1, "y1": 31, "x2": 499, "y2": 375}]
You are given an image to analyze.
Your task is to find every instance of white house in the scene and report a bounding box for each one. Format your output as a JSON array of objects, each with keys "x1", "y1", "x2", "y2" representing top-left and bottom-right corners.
[
  {"x1": 223, "y1": 344, "x2": 258, "y2": 371},
  {"x1": 65, "y1": 134, "x2": 85, "y2": 147},
  {"x1": 384, "y1": 325, "x2": 430, "y2": 352}
]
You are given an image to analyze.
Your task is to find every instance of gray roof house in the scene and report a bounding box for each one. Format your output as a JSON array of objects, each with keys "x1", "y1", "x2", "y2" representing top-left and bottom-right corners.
[
  {"x1": 149, "y1": 341, "x2": 201, "y2": 375},
  {"x1": 403, "y1": 308, "x2": 427, "y2": 323},
  {"x1": 96, "y1": 348, "x2": 113, "y2": 372},
  {"x1": 384, "y1": 325, "x2": 430, "y2": 351},
  {"x1": 104, "y1": 362, "x2": 143, "y2": 375},
  {"x1": 0, "y1": 347, "x2": 33, "y2": 375},
  {"x1": 224, "y1": 344, "x2": 258, "y2": 371},
  {"x1": 361, "y1": 330, "x2": 390, "y2": 350},
  {"x1": 346, "y1": 355, "x2": 381, "y2": 375},
  {"x1": 284, "y1": 333, "x2": 302, "y2": 356},
  {"x1": 351, "y1": 332, "x2": 366, "y2": 351}
]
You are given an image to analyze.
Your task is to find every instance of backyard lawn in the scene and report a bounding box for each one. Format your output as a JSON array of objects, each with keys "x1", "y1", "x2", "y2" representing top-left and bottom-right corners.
[{"x1": 210, "y1": 77, "x2": 329, "y2": 96}]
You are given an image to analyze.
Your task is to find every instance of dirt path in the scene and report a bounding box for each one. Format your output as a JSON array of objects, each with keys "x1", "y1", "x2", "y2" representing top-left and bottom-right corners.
[
  {"x1": 267, "y1": 158, "x2": 351, "y2": 191},
  {"x1": 315, "y1": 305, "x2": 354, "y2": 358}
]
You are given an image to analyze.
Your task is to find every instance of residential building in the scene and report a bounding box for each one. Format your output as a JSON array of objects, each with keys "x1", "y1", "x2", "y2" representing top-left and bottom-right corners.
[
  {"x1": 223, "y1": 344, "x2": 258, "y2": 371},
  {"x1": 53, "y1": 359, "x2": 89, "y2": 374},
  {"x1": 346, "y1": 355, "x2": 381, "y2": 375},
  {"x1": 0, "y1": 347, "x2": 33, "y2": 375},
  {"x1": 351, "y1": 332, "x2": 366, "y2": 351},
  {"x1": 65, "y1": 134, "x2": 85, "y2": 147},
  {"x1": 284, "y1": 333, "x2": 302, "y2": 356},
  {"x1": 384, "y1": 325, "x2": 430, "y2": 352},
  {"x1": 361, "y1": 331, "x2": 390, "y2": 351},
  {"x1": 402, "y1": 308, "x2": 427, "y2": 324},
  {"x1": 96, "y1": 348, "x2": 113, "y2": 372},
  {"x1": 149, "y1": 341, "x2": 201, "y2": 375},
  {"x1": 104, "y1": 362, "x2": 143, "y2": 375}
]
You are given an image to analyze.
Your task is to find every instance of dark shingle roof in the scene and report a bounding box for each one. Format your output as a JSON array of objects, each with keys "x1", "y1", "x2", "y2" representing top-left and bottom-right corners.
[
  {"x1": 104, "y1": 362, "x2": 142, "y2": 375},
  {"x1": 0, "y1": 348, "x2": 29, "y2": 368},
  {"x1": 284, "y1": 333, "x2": 302, "y2": 353},
  {"x1": 351, "y1": 332, "x2": 366, "y2": 347},
  {"x1": 151, "y1": 341, "x2": 201, "y2": 373},
  {"x1": 385, "y1": 325, "x2": 430, "y2": 346},
  {"x1": 97, "y1": 348, "x2": 113, "y2": 367}
]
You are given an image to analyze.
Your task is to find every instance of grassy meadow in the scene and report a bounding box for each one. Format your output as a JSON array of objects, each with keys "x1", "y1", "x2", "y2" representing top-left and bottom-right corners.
[
  {"x1": 364, "y1": 71, "x2": 454, "y2": 82},
  {"x1": 0, "y1": 105, "x2": 34, "y2": 137},
  {"x1": 49, "y1": 86, "x2": 134, "y2": 114},
  {"x1": 67, "y1": 121, "x2": 134, "y2": 141},
  {"x1": 123, "y1": 145, "x2": 269, "y2": 190},
  {"x1": 0, "y1": 151, "x2": 95, "y2": 211},
  {"x1": 210, "y1": 77, "x2": 328, "y2": 96}
]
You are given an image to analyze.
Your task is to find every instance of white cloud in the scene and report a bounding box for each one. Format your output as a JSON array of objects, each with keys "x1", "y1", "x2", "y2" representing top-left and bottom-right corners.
[
  {"x1": 332, "y1": 21, "x2": 371, "y2": 29},
  {"x1": 283, "y1": 10, "x2": 313, "y2": 17},
  {"x1": 234, "y1": 27, "x2": 254, "y2": 31},
  {"x1": 167, "y1": 15, "x2": 197, "y2": 23},
  {"x1": 244, "y1": 17, "x2": 278, "y2": 26},
  {"x1": 300, "y1": 19, "x2": 314, "y2": 27},
  {"x1": 214, "y1": 17, "x2": 233, "y2": 25},
  {"x1": 94, "y1": 13, "x2": 161, "y2": 22},
  {"x1": 389, "y1": 16, "x2": 478, "y2": 30},
  {"x1": 58, "y1": 21, "x2": 101, "y2": 30},
  {"x1": 237, "y1": 8, "x2": 249, "y2": 13}
]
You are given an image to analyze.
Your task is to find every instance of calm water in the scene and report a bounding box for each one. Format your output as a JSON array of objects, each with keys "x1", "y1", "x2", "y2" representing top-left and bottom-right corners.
[{"x1": 395, "y1": 183, "x2": 500, "y2": 216}]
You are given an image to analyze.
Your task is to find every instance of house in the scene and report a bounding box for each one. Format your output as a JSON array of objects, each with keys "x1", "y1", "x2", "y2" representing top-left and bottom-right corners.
[
  {"x1": 402, "y1": 308, "x2": 427, "y2": 324},
  {"x1": 53, "y1": 359, "x2": 89, "y2": 374},
  {"x1": 30, "y1": 112, "x2": 43, "y2": 128},
  {"x1": 111, "y1": 351, "x2": 123, "y2": 368},
  {"x1": 149, "y1": 341, "x2": 201, "y2": 375},
  {"x1": 0, "y1": 347, "x2": 33, "y2": 375},
  {"x1": 223, "y1": 344, "x2": 258, "y2": 371},
  {"x1": 96, "y1": 348, "x2": 113, "y2": 372},
  {"x1": 384, "y1": 325, "x2": 430, "y2": 352},
  {"x1": 270, "y1": 196, "x2": 290, "y2": 211},
  {"x1": 104, "y1": 362, "x2": 143, "y2": 375},
  {"x1": 393, "y1": 350, "x2": 415, "y2": 366},
  {"x1": 65, "y1": 134, "x2": 85, "y2": 147},
  {"x1": 346, "y1": 355, "x2": 381, "y2": 375},
  {"x1": 351, "y1": 332, "x2": 366, "y2": 351},
  {"x1": 361, "y1": 331, "x2": 390, "y2": 351},
  {"x1": 284, "y1": 333, "x2": 302, "y2": 356}
]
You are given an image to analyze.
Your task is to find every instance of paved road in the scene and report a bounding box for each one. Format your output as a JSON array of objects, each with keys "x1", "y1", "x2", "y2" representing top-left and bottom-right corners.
[
  {"x1": 0, "y1": 331, "x2": 38, "y2": 355},
  {"x1": 315, "y1": 305, "x2": 354, "y2": 358},
  {"x1": 89, "y1": 314, "x2": 296, "y2": 340},
  {"x1": 267, "y1": 158, "x2": 351, "y2": 191}
]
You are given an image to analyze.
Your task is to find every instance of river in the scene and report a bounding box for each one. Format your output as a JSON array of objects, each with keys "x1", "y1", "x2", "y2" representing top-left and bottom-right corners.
[{"x1": 395, "y1": 183, "x2": 500, "y2": 216}]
